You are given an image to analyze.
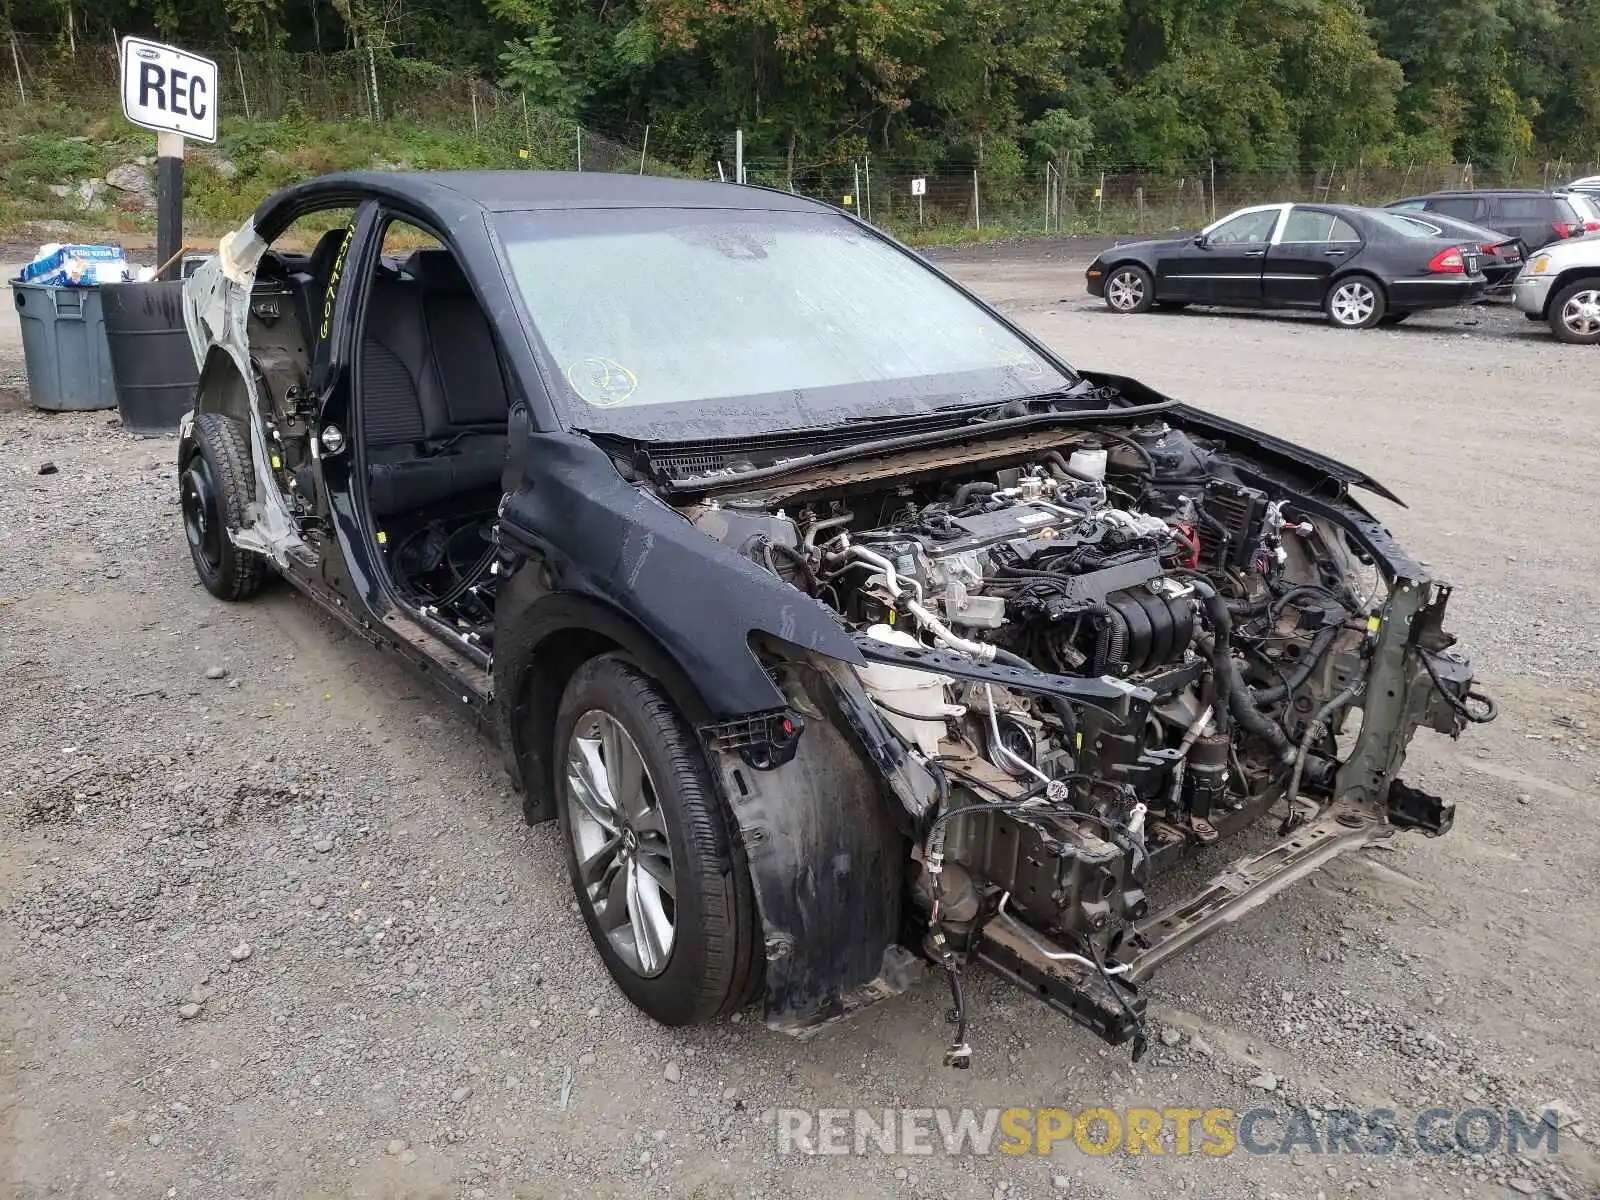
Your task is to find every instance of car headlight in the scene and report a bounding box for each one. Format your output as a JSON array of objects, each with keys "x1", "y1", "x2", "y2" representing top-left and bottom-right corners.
[{"x1": 1530, "y1": 255, "x2": 1551, "y2": 274}]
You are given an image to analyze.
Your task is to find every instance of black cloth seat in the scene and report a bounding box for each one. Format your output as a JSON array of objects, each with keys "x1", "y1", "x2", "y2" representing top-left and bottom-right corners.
[{"x1": 361, "y1": 249, "x2": 510, "y2": 516}]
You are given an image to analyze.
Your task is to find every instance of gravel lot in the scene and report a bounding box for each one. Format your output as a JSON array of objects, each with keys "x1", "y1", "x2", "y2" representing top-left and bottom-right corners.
[{"x1": 3, "y1": 243, "x2": 1598, "y2": 1200}]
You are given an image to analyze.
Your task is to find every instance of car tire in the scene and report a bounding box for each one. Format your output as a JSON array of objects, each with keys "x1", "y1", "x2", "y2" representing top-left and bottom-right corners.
[
  {"x1": 554, "y1": 654, "x2": 761, "y2": 1026},
  {"x1": 181, "y1": 412, "x2": 269, "y2": 601},
  {"x1": 1548, "y1": 278, "x2": 1600, "y2": 345},
  {"x1": 1324, "y1": 275, "x2": 1386, "y2": 329},
  {"x1": 1103, "y1": 265, "x2": 1155, "y2": 314}
]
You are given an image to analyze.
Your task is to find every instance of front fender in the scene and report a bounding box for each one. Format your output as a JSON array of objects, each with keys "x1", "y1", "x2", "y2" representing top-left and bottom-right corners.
[{"x1": 497, "y1": 431, "x2": 862, "y2": 720}]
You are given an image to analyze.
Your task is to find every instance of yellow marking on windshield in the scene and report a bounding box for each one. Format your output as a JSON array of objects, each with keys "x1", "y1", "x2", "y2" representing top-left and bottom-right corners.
[{"x1": 566, "y1": 356, "x2": 639, "y2": 408}]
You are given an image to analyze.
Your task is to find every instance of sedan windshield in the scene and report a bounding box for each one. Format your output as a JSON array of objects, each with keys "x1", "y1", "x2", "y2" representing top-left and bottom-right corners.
[{"x1": 494, "y1": 207, "x2": 1072, "y2": 440}]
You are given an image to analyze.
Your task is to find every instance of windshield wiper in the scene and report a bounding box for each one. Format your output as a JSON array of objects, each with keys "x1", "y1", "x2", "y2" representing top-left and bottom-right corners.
[
  {"x1": 842, "y1": 380, "x2": 1109, "y2": 428},
  {"x1": 843, "y1": 402, "x2": 994, "y2": 426},
  {"x1": 964, "y1": 379, "x2": 1115, "y2": 424}
]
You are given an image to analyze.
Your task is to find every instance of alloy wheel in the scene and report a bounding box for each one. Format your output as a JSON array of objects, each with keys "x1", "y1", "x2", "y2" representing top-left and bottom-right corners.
[
  {"x1": 1559, "y1": 288, "x2": 1600, "y2": 339},
  {"x1": 1330, "y1": 282, "x2": 1377, "y2": 326},
  {"x1": 564, "y1": 711, "x2": 677, "y2": 978},
  {"x1": 1106, "y1": 270, "x2": 1146, "y2": 311}
]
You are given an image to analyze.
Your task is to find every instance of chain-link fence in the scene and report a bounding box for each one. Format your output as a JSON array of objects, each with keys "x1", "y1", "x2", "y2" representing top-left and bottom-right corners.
[
  {"x1": 8, "y1": 31, "x2": 1600, "y2": 240},
  {"x1": 750, "y1": 155, "x2": 1600, "y2": 240},
  {"x1": 4, "y1": 34, "x2": 660, "y2": 176}
]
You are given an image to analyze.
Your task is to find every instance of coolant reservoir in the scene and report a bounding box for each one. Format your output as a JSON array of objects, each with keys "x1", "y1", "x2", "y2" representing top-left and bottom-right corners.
[
  {"x1": 1067, "y1": 447, "x2": 1108, "y2": 482},
  {"x1": 854, "y1": 624, "x2": 962, "y2": 757}
]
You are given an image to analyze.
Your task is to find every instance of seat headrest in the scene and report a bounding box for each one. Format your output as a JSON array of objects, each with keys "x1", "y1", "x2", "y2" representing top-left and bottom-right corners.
[{"x1": 404, "y1": 248, "x2": 472, "y2": 294}]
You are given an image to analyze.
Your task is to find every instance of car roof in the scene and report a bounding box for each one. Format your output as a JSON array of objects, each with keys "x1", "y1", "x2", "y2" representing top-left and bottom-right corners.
[
  {"x1": 1400, "y1": 188, "x2": 1564, "y2": 199},
  {"x1": 272, "y1": 169, "x2": 823, "y2": 214},
  {"x1": 250, "y1": 170, "x2": 834, "y2": 240}
]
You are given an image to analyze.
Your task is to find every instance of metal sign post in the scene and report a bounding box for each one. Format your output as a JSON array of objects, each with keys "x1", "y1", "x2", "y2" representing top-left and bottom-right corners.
[
  {"x1": 119, "y1": 37, "x2": 218, "y2": 280},
  {"x1": 911, "y1": 176, "x2": 926, "y2": 227}
]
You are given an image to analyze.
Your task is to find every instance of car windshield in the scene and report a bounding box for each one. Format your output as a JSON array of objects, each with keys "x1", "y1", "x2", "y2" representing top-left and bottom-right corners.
[{"x1": 493, "y1": 207, "x2": 1073, "y2": 440}]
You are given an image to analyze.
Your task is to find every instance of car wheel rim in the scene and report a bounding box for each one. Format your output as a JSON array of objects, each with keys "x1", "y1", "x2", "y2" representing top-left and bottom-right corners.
[
  {"x1": 1107, "y1": 271, "x2": 1144, "y2": 310},
  {"x1": 565, "y1": 711, "x2": 677, "y2": 978},
  {"x1": 1331, "y1": 283, "x2": 1376, "y2": 326},
  {"x1": 180, "y1": 459, "x2": 222, "y2": 574},
  {"x1": 1560, "y1": 289, "x2": 1600, "y2": 336}
]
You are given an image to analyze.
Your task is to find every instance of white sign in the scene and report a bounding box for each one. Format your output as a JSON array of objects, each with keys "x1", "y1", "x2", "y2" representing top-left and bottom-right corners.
[
  {"x1": 120, "y1": 37, "x2": 218, "y2": 143},
  {"x1": 910, "y1": 177, "x2": 927, "y2": 197}
]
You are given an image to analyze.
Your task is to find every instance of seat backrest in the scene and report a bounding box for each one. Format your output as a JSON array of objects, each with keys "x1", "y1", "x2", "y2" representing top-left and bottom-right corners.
[
  {"x1": 408, "y1": 249, "x2": 509, "y2": 430},
  {"x1": 361, "y1": 270, "x2": 431, "y2": 448}
]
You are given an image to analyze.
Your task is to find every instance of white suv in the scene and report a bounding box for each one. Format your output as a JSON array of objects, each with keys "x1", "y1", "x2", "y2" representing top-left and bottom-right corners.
[{"x1": 1513, "y1": 233, "x2": 1600, "y2": 344}]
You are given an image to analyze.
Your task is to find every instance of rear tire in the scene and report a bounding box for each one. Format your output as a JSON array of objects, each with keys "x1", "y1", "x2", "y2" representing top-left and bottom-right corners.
[
  {"x1": 181, "y1": 412, "x2": 268, "y2": 601},
  {"x1": 554, "y1": 655, "x2": 760, "y2": 1026},
  {"x1": 1548, "y1": 279, "x2": 1600, "y2": 344},
  {"x1": 1103, "y1": 265, "x2": 1155, "y2": 314},
  {"x1": 1324, "y1": 275, "x2": 1386, "y2": 329}
]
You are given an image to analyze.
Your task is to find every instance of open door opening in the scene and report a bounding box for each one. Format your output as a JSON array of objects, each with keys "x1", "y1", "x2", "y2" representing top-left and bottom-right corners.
[{"x1": 352, "y1": 220, "x2": 511, "y2": 650}]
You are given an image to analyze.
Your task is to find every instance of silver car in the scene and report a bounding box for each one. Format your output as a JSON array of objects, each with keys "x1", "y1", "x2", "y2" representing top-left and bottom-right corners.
[{"x1": 1512, "y1": 231, "x2": 1600, "y2": 344}]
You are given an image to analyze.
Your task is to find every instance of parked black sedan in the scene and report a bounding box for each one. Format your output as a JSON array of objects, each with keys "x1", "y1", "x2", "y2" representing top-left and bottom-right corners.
[
  {"x1": 1383, "y1": 209, "x2": 1526, "y2": 292},
  {"x1": 1086, "y1": 203, "x2": 1487, "y2": 328}
]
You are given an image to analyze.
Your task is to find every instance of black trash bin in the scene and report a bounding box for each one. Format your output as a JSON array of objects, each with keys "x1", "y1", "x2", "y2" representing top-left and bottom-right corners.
[{"x1": 101, "y1": 280, "x2": 200, "y2": 435}]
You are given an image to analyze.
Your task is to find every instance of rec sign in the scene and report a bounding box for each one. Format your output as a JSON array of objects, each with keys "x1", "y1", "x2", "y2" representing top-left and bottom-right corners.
[{"x1": 120, "y1": 37, "x2": 218, "y2": 143}]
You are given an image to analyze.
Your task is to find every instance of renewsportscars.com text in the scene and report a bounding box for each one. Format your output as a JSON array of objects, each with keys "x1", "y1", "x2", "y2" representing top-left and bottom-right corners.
[{"x1": 774, "y1": 1106, "x2": 1564, "y2": 1158}]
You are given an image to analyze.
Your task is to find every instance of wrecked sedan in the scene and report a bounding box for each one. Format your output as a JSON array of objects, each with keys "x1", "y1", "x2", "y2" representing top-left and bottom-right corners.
[{"x1": 178, "y1": 172, "x2": 1495, "y2": 1064}]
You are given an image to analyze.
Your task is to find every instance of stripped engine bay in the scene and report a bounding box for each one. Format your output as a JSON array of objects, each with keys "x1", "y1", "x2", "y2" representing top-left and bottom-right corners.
[{"x1": 685, "y1": 418, "x2": 1495, "y2": 1063}]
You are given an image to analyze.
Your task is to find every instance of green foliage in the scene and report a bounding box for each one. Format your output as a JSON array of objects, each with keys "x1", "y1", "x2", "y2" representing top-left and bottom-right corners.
[
  {"x1": 499, "y1": 29, "x2": 580, "y2": 113},
  {"x1": 8, "y1": 134, "x2": 102, "y2": 183},
  {"x1": 1027, "y1": 110, "x2": 1095, "y2": 163},
  {"x1": 6, "y1": 0, "x2": 1600, "y2": 189}
]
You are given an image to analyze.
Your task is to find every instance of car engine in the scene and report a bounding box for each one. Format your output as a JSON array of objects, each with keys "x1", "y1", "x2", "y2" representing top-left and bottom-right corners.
[{"x1": 686, "y1": 420, "x2": 1492, "y2": 1060}]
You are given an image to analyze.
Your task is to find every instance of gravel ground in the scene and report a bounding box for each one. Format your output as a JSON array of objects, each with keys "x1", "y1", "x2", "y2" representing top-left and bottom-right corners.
[{"x1": 3, "y1": 248, "x2": 1598, "y2": 1200}]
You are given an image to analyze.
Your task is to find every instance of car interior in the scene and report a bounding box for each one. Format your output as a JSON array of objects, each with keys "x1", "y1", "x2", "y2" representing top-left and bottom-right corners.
[
  {"x1": 250, "y1": 216, "x2": 512, "y2": 644},
  {"x1": 355, "y1": 232, "x2": 511, "y2": 641}
]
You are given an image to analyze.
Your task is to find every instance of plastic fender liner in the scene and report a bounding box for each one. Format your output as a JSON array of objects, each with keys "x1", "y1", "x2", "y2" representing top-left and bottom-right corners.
[{"x1": 707, "y1": 659, "x2": 922, "y2": 1034}]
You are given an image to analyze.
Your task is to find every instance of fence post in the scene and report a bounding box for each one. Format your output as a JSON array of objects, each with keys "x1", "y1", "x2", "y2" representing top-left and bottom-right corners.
[
  {"x1": 638, "y1": 125, "x2": 649, "y2": 175},
  {"x1": 1097, "y1": 171, "x2": 1105, "y2": 228},
  {"x1": 973, "y1": 169, "x2": 981, "y2": 231},
  {"x1": 576, "y1": 124, "x2": 583, "y2": 172},
  {"x1": 865, "y1": 154, "x2": 873, "y2": 223},
  {"x1": 366, "y1": 42, "x2": 381, "y2": 121},
  {"x1": 234, "y1": 48, "x2": 251, "y2": 121},
  {"x1": 1209, "y1": 158, "x2": 1216, "y2": 222},
  {"x1": 1136, "y1": 186, "x2": 1144, "y2": 231},
  {"x1": 470, "y1": 82, "x2": 478, "y2": 137},
  {"x1": 735, "y1": 128, "x2": 743, "y2": 185},
  {"x1": 1042, "y1": 165, "x2": 1050, "y2": 231},
  {"x1": 9, "y1": 31, "x2": 25, "y2": 105}
]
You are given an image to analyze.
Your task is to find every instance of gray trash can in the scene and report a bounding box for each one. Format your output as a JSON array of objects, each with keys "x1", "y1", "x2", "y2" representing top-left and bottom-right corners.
[
  {"x1": 11, "y1": 281, "x2": 118, "y2": 412},
  {"x1": 101, "y1": 280, "x2": 199, "y2": 435}
]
